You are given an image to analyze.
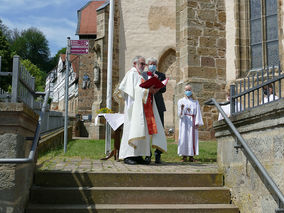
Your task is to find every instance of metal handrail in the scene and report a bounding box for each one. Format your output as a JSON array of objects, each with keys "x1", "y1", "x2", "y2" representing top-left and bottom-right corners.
[
  {"x1": 205, "y1": 98, "x2": 284, "y2": 212},
  {"x1": 0, "y1": 89, "x2": 50, "y2": 164},
  {"x1": 230, "y1": 64, "x2": 284, "y2": 115}
]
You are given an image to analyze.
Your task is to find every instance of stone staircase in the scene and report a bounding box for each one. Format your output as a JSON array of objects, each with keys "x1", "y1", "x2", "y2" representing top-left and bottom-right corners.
[{"x1": 26, "y1": 171, "x2": 239, "y2": 213}]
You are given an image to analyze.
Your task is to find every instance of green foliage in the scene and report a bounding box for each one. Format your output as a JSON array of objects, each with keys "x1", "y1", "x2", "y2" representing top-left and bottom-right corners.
[
  {"x1": 21, "y1": 59, "x2": 46, "y2": 92},
  {"x1": 0, "y1": 29, "x2": 13, "y2": 90},
  {"x1": 0, "y1": 19, "x2": 11, "y2": 41},
  {"x1": 96, "y1": 107, "x2": 114, "y2": 114},
  {"x1": 48, "y1": 97, "x2": 52, "y2": 105},
  {"x1": 49, "y1": 47, "x2": 66, "y2": 69},
  {"x1": 10, "y1": 27, "x2": 51, "y2": 73}
]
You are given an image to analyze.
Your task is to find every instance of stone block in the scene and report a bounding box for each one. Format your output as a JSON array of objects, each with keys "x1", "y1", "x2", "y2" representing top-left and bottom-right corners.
[
  {"x1": 217, "y1": 68, "x2": 226, "y2": 78},
  {"x1": 204, "y1": 29, "x2": 219, "y2": 37},
  {"x1": 218, "y1": 50, "x2": 225, "y2": 57},
  {"x1": 187, "y1": 27, "x2": 202, "y2": 37},
  {"x1": 187, "y1": 8, "x2": 195, "y2": 19},
  {"x1": 206, "y1": 21, "x2": 214, "y2": 28},
  {"x1": 218, "y1": 11, "x2": 226, "y2": 23},
  {"x1": 198, "y1": 10, "x2": 216, "y2": 21},
  {"x1": 188, "y1": 1, "x2": 198, "y2": 8},
  {"x1": 216, "y1": 58, "x2": 226, "y2": 68},
  {"x1": 204, "y1": 67, "x2": 217, "y2": 78},
  {"x1": 200, "y1": 3, "x2": 215, "y2": 9},
  {"x1": 199, "y1": 37, "x2": 217, "y2": 48},
  {"x1": 0, "y1": 103, "x2": 38, "y2": 136},
  {"x1": 201, "y1": 57, "x2": 215, "y2": 67},
  {"x1": 217, "y1": 38, "x2": 226, "y2": 50},
  {"x1": 197, "y1": 47, "x2": 217, "y2": 56}
]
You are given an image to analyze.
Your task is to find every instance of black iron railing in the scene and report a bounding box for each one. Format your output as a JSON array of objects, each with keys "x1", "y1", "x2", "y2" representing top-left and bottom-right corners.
[{"x1": 230, "y1": 63, "x2": 284, "y2": 115}]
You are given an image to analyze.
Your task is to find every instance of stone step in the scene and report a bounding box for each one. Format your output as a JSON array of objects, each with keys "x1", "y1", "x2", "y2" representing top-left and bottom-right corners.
[
  {"x1": 34, "y1": 171, "x2": 223, "y2": 187},
  {"x1": 26, "y1": 204, "x2": 239, "y2": 213},
  {"x1": 30, "y1": 186, "x2": 231, "y2": 205}
]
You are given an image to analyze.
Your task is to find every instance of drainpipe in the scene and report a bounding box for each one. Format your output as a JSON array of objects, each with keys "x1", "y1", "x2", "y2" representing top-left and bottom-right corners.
[
  {"x1": 64, "y1": 37, "x2": 71, "y2": 153},
  {"x1": 105, "y1": 0, "x2": 114, "y2": 155}
]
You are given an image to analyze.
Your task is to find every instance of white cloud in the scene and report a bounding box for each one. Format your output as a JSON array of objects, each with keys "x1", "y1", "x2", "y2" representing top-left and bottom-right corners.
[
  {"x1": 0, "y1": 0, "x2": 68, "y2": 12},
  {"x1": 2, "y1": 16, "x2": 78, "y2": 56}
]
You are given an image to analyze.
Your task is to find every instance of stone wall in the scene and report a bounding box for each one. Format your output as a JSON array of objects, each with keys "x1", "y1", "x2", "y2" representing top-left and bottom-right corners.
[
  {"x1": 176, "y1": 0, "x2": 226, "y2": 140},
  {"x1": 89, "y1": 1, "x2": 120, "y2": 139},
  {"x1": 117, "y1": 0, "x2": 176, "y2": 133},
  {"x1": 78, "y1": 40, "x2": 95, "y2": 117},
  {"x1": 118, "y1": 0, "x2": 176, "y2": 80},
  {"x1": 37, "y1": 127, "x2": 72, "y2": 155},
  {"x1": 0, "y1": 103, "x2": 38, "y2": 212},
  {"x1": 214, "y1": 99, "x2": 284, "y2": 213}
]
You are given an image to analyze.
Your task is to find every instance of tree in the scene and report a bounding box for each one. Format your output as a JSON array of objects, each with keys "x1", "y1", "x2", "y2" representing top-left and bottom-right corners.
[
  {"x1": 49, "y1": 47, "x2": 66, "y2": 69},
  {"x1": 0, "y1": 29, "x2": 13, "y2": 91},
  {"x1": 21, "y1": 59, "x2": 46, "y2": 92},
  {"x1": 10, "y1": 27, "x2": 50, "y2": 73},
  {"x1": 0, "y1": 19, "x2": 12, "y2": 42}
]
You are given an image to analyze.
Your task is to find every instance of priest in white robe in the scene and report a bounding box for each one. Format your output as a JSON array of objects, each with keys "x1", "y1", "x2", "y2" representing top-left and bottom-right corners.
[
  {"x1": 177, "y1": 84, "x2": 203, "y2": 162},
  {"x1": 118, "y1": 56, "x2": 167, "y2": 165}
]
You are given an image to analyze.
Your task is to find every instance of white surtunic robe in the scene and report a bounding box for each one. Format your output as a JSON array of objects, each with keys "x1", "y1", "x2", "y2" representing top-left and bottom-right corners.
[
  {"x1": 177, "y1": 97, "x2": 204, "y2": 156},
  {"x1": 118, "y1": 67, "x2": 167, "y2": 160}
]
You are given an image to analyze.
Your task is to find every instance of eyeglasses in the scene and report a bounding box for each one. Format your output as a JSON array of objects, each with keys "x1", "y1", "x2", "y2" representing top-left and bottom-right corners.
[{"x1": 140, "y1": 63, "x2": 146, "y2": 66}]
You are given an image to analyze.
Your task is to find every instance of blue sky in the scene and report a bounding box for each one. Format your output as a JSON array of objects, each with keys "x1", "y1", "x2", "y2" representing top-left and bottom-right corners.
[{"x1": 0, "y1": 0, "x2": 92, "y2": 57}]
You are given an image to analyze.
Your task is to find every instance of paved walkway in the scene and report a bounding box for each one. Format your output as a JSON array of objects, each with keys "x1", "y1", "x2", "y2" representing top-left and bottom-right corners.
[{"x1": 37, "y1": 157, "x2": 219, "y2": 173}]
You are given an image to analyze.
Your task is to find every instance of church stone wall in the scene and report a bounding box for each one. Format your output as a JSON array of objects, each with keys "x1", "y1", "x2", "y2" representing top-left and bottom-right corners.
[
  {"x1": 118, "y1": 0, "x2": 176, "y2": 79},
  {"x1": 89, "y1": 1, "x2": 120, "y2": 139},
  {"x1": 214, "y1": 99, "x2": 284, "y2": 213},
  {"x1": 176, "y1": 0, "x2": 227, "y2": 140}
]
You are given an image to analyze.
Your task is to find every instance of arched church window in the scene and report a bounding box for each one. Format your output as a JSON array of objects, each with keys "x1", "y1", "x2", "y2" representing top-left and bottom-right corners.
[{"x1": 250, "y1": 0, "x2": 279, "y2": 69}]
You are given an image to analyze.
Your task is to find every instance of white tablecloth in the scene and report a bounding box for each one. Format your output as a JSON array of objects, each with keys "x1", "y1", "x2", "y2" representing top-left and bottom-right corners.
[{"x1": 95, "y1": 113, "x2": 124, "y2": 131}]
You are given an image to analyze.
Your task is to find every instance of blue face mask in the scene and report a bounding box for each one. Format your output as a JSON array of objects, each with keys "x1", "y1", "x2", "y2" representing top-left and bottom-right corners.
[
  {"x1": 148, "y1": 65, "x2": 157, "y2": 72},
  {"x1": 185, "y1": 90, "x2": 192, "y2": 97}
]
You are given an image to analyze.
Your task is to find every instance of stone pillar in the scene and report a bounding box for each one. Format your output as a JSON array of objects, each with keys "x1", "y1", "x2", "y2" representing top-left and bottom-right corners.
[
  {"x1": 0, "y1": 103, "x2": 38, "y2": 213},
  {"x1": 176, "y1": 0, "x2": 226, "y2": 140}
]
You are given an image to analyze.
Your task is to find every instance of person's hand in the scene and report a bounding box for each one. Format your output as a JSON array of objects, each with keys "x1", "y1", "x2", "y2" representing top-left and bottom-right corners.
[
  {"x1": 153, "y1": 73, "x2": 158, "y2": 78},
  {"x1": 149, "y1": 85, "x2": 160, "y2": 94},
  {"x1": 187, "y1": 108, "x2": 190, "y2": 113},
  {"x1": 181, "y1": 104, "x2": 184, "y2": 110}
]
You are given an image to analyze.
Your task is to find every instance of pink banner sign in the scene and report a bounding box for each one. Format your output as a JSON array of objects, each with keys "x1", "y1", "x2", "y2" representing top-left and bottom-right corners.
[{"x1": 70, "y1": 40, "x2": 89, "y2": 54}]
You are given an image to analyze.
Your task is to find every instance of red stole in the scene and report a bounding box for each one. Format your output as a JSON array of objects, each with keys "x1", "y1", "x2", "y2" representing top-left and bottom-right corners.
[{"x1": 141, "y1": 78, "x2": 157, "y2": 135}]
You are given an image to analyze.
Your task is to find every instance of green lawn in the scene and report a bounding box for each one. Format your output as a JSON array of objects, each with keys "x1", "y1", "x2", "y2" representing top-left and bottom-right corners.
[{"x1": 38, "y1": 139, "x2": 217, "y2": 163}]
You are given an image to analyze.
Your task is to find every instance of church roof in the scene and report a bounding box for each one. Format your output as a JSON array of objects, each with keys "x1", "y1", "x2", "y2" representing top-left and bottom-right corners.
[{"x1": 76, "y1": 0, "x2": 106, "y2": 35}]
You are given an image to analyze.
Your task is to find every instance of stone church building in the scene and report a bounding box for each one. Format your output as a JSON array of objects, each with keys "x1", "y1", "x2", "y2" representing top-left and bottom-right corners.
[{"x1": 70, "y1": 0, "x2": 283, "y2": 140}]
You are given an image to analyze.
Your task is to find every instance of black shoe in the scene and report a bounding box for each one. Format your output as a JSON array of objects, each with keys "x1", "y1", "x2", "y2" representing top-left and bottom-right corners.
[
  {"x1": 144, "y1": 151, "x2": 152, "y2": 164},
  {"x1": 144, "y1": 156, "x2": 151, "y2": 164},
  {"x1": 136, "y1": 156, "x2": 151, "y2": 165},
  {"x1": 124, "y1": 157, "x2": 137, "y2": 165},
  {"x1": 154, "y1": 150, "x2": 161, "y2": 164}
]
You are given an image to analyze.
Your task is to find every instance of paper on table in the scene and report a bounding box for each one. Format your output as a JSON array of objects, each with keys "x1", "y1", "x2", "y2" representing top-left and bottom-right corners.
[{"x1": 95, "y1": 113, "x2": 124, "y2": 131}]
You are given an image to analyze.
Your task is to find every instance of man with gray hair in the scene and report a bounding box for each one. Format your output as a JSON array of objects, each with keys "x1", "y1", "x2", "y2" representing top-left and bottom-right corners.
[
  {"x1": 143, "y1": 57, "x2": 167, "y2": 164},
  {"x1": 118, "y1": 56, "x2": 167, "y2": 165}
]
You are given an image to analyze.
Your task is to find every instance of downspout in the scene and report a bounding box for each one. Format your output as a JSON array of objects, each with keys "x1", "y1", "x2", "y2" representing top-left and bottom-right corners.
[{"x1": 105, "y1": 0, "x2": 114, "y2": 155}]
